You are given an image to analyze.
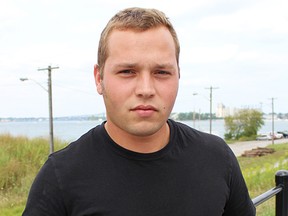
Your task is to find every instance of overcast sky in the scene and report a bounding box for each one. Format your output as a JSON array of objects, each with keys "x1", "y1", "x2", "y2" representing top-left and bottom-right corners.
[{"x1": 1, "y1": 0, "x2": 287, "y2": 118}]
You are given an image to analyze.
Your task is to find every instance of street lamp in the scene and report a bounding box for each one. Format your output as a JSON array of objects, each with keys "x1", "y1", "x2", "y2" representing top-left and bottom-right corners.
[
  {"x1": 20, "y1": 78, "x2": 48, "y2": 92},
  {"x1": 20, "y1": 76, "x2": 54, "y2": 154}
]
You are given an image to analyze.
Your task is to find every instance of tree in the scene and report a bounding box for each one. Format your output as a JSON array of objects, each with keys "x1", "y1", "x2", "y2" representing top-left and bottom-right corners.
[{"x1": 224, "y1": 109, "x2": 264, "y2": 140}]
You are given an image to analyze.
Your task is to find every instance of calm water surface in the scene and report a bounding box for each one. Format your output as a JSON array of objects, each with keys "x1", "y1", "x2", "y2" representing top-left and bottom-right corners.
[{"x1": 0, "y1": 119, "x2": 287, "y2": 142}]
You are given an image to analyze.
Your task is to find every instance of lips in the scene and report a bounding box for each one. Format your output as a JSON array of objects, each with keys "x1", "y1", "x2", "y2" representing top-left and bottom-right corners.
[
  {"x1": 130, "y1": 105, "x2": 158, "y2": 117},
  {"x1": 131, "y1": 105, "x2": 157, "y2": 111}
]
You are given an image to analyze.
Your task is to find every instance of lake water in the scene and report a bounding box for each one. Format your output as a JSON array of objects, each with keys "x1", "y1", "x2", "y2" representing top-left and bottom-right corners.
[{"x1": 1, "y1": 119, "x2": 288, "y2": 142}]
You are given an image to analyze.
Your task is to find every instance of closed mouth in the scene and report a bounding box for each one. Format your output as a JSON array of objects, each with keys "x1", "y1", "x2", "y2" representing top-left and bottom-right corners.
[{"x1": 130, "y1": 105, "x2": 158, "y2": 112}]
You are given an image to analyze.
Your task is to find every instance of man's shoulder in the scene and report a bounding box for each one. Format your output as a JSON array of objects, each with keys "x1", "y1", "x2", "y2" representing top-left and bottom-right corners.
[
  {"x1": 169, "y1": 119, "x2": 224, "y2": 143},
  {"x1": 51, "y1": 123, "x2": 105, "y2": 161},
  {"x1": 169, "y1": 119, "x2": 231, "y2": 157}
]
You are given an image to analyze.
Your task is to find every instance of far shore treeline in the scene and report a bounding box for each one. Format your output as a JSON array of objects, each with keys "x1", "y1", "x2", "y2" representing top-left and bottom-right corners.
[{"x1": 1, "y1": 111, "x2": 288, "y2": 122}]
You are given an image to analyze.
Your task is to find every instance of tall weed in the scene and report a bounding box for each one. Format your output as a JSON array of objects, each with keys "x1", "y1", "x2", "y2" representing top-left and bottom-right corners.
[{"x1": 0, "y1": 133, "x2": 67, "y2": 215}]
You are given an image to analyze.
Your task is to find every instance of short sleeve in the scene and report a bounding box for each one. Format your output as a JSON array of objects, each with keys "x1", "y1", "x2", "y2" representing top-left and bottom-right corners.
[
  {"x1": 223, "y1": 151, "x2": 256, "y2": 216},
  {"x1": 22, "y1": 157, "x2": 67, "y2": 216}
]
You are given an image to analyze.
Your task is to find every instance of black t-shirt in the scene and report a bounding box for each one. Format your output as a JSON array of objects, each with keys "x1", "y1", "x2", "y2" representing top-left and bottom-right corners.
[{"x1": 22, "y1": 120, "x2": 256, "y2": 216}]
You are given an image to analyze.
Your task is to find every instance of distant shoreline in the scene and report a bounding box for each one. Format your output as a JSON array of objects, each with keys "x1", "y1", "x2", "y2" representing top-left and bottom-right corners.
[
  {"x1": 1, "y1": 119, "x2": 288, "y2": 142},
  {"x1": 0, "y1": 115, "x2": 106, "y2": 122}
]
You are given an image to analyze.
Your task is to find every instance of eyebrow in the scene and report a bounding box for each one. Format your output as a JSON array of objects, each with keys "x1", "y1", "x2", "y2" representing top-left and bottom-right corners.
[
  {"x1": 114, "y1": 63, "x2": 176, "y2": 69},
  {"x1": 114, "y1": 63, "x2": 137, "y2": 69},
  {"x1": 155, "y1": 63, "x2": 176, "y2": 69}
]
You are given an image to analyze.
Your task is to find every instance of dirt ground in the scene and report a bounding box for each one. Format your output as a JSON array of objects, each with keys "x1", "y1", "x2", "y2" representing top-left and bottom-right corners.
[{"x1": 228, "y1": 138, "x2": 288, "y2": 157}]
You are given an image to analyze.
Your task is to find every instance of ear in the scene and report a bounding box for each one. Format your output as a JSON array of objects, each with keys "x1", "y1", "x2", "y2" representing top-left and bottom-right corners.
[{"x1": 94, "y1": 64, "x2": 103, "y2": 95}]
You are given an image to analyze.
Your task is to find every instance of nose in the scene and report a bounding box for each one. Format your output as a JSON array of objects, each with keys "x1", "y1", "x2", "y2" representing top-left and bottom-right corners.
[{"x1": 135, "y1": 73, "x2": 155, "y2": 98}]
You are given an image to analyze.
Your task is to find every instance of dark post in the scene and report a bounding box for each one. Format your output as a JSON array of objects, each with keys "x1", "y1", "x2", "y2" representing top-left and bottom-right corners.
[
  {"x1": 205, "y1": 86, "x2": 219, "y2": 134},
  {"x1": 276, "y1": 170, "x2": 288, "y2": 216},
  {"x1": 38, "y1": 65, "x2": 59, "y2": 154},
  {"x1": 209, "y1": 86, "x2": 212, "y2": 134},
  {"x1": 271, "y1": 97, "x2": 275, "y2": 145},
  {"x1": 47, "y1": 66, "x2": 54, "y2": 154}
]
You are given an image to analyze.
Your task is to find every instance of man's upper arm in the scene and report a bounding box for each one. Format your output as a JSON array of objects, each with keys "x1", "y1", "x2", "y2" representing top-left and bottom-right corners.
[
  {"x1": 223, "y1": 153, "x2": 256, "y2": 216},
  {"x1": 22, "y1": 157, "x2": 67, "y2": 216}
]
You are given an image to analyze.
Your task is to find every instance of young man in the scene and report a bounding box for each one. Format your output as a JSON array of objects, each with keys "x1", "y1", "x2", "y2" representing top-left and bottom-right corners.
[{"x1": 23, "y1": 7, "x2": 256, "y2": 216}]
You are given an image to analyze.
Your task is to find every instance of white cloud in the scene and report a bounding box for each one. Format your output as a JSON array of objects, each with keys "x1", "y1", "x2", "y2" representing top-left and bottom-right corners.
[
  {"x1": 88, "y1": 0, "x2": 223, "y2": 17},
  {"x1": 197, "y1": 0, "x2": 288, "y2": 34},
  {"x1": 182, "y1": 44, "x2": 239, "y2": 64},
  {"x1": 0, "y1": 1, "x2": 25, "y2": 27},
  {"x1": 235, "y1": 50, "x2": 288, "y2": 64},
  {"x1": 1, "y1": 0, "x2": 288, "y2": 117}
]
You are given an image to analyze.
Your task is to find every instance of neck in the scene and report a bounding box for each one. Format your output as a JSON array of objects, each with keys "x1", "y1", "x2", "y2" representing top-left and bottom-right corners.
[{"x1": 104, "y1": 122, "x2": 170, "y2": 153}]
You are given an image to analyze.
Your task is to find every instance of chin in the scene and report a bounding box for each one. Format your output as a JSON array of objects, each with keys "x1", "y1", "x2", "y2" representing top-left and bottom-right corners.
[{"x1": 128, "y1": 122, "x2": 165, "y2": 137}]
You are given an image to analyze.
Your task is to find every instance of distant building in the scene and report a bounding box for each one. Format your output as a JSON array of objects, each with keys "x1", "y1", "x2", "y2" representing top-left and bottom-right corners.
[
  {"x1": 216, "y1": 103, "x2": 239, "y2": 118},
  {"x1": 216, "y1": 103, "x2": 226, "y2": 118},
  {"x1": 216, "y1": 103, "x2": 263, "y2": 118}
]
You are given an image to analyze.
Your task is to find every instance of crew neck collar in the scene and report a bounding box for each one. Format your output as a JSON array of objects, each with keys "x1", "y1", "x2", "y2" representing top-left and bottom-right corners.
[{"x1": 101, "y1": 120, "x2": 175, "y2": 161}]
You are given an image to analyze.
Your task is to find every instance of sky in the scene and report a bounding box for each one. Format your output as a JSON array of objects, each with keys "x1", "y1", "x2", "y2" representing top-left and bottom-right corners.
[{"x1": 1, "y1": 0, "x2": 287, "y2": 118}]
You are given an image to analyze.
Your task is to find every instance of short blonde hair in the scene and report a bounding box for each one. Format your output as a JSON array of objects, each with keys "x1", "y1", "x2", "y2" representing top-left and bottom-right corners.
[{"x1": 97, "y1": 7, "x2": 180, "y2": 78}]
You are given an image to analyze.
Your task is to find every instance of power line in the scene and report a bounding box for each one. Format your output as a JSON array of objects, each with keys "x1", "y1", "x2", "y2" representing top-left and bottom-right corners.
[{"x1": 53, "y1": 83, "x2": 96, "y2": 95}]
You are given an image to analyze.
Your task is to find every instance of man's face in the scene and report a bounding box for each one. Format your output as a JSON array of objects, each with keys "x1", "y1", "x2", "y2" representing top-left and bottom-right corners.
[{"x1": 95, "y1": 26, "x2": 179, "y2": 138}]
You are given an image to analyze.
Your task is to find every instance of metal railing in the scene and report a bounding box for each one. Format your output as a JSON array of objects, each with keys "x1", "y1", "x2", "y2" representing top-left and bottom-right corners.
[{"x1": 252, "y1": 170, "x2": 288, "y2": 216}]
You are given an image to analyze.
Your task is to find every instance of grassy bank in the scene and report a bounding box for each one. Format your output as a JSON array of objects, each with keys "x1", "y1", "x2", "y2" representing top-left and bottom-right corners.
[
  {"x1": 0, "y1": 134, "x2": 68, "y2": 216},
  {"x1": 238, "y1": 143, "x2": 288, "y2": 215},
  {"x1": 0, "y1": 134, "x2": 287, "y2": 215}
]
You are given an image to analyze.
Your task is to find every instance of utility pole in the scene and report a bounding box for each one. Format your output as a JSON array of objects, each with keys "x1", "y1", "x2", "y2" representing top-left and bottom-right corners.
[
  {"x1": 269, "y1": 97, "x2": 276, "y2": 145},
  {"x1": 38, "y1": 66, "x2": 59, "y2": 154},
  {"x1": 205, "y1": 86, "x2": 219, "y2": 134},
  {"x1": 192, "y1": 92, "x2": 198, "y2": 129}
]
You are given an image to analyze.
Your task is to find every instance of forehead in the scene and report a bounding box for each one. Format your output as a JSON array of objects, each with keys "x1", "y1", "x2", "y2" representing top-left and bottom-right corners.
[
  {"x1": 107, "y1": 27, "x2": 175, "y2": 52},
  {"x1": 103, "y1": 27, "x2": 178, "y2": 72}
]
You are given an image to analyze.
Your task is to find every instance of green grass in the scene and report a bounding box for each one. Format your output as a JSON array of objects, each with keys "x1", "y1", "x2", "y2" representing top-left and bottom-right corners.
[
  {"x1": 0, "y1": 133, "x2": 68, "y2": 216},
  {"x1": 238, "y1": 143, "x2": 288, "y2": 216},
  {"x1": 0, "y1": 134, "x2": 287, "y2": 216}
]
